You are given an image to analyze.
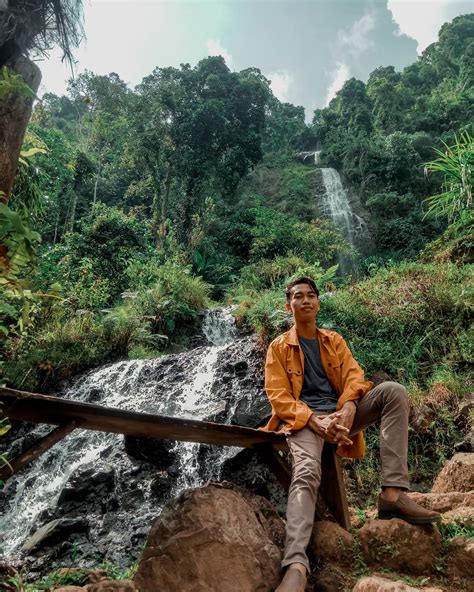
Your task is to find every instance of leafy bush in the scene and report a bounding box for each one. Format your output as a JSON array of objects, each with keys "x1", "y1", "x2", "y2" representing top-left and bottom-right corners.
[
  {"x1": 134, "y1": 262, "x2": 210, "y2": 339},
  {"x1": 3, "y1": 262, "x2": 210, "y2": 390},
  {"x1": 229, "y1": 257, "x2": 338, "y2": 339},
  {"x1": 248, "y1": 206, "x2": 350, "y2": 264},
  {"x1": 318, "y1": 261, "x2": 472, "y2": 385}
]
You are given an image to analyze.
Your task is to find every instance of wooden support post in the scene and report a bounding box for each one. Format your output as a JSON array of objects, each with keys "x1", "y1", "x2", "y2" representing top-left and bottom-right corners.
[
  {"x1": 259, "y1": 442, "x2": 351, "y2": 530},
  {"x1": 257, "y1": 444, "x2": 291, "y2": 490},
  {"x1": 0, "y1": 421, "x2": 77, "y2": 484},
  {"x1": 319, "y1": 442, "x2": 351, "y2": 529}
]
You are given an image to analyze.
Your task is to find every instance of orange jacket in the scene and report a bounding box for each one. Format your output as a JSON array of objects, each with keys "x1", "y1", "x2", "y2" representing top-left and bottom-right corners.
[{"x1": 261, "y1": 325, "x2": 373, "y2": 458}]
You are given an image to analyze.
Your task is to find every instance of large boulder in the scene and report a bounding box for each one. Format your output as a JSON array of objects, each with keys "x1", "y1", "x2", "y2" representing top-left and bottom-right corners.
[
  {"x1": 311, "y1": 520, "x2": 354, "y2": 565},
  {"x1": 134, "y1": 483, "x2": 284, "y2": 592},
  {"x1": 407, "y1": 491, "x2": 474, "y2": 513},
  {"x1": 352, "y1": 575, "x2": 442, "y2": 591},
  {"x1": 445, "y1": 535, "x2": 474, "y2": 580},
  {"x1": 357, "y1": 519, "x2": 442, "y2": 575},
  {"x1": 431, "y1": 453, "x2": 474, "y2": 493}
]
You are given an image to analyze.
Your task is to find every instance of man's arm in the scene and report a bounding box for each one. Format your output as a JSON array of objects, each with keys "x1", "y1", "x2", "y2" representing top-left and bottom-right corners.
[{"x1": 264, "y1": 342, "x2": 313, "y2": 431}]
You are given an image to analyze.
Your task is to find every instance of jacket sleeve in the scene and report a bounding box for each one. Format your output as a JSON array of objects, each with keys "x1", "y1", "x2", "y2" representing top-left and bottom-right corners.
[
  {"x1": 334, "y1": 335, "x2": 373, "y2": 409},
  {"x1": 264, "y1": 341, "x2": 313, "y2": 431}
]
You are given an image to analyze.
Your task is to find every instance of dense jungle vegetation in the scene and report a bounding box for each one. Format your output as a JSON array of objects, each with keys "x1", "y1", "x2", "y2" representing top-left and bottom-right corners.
[{"x1": 1, "y1": 10, "x2": 472, "y2": 469}]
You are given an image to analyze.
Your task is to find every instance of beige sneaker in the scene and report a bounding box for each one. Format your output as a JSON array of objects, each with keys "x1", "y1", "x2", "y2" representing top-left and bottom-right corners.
[
  {"x1": 378, "y1": 492, "x2": 441, "y2": 524},
  {"x1": 275, "y1": 566, "x2": 307, "y2": 592}
]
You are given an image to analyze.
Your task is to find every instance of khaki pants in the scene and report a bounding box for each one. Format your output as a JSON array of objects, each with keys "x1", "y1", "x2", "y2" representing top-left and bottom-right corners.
[{"x1": 282, "y1": 381, "x2": 410, "y2": 571}]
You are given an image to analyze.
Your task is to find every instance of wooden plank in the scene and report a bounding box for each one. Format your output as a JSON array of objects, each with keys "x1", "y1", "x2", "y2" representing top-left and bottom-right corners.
[
  {"x1": 319, "y1": 442, "x2": 351, "y2": 529},
  {"x1": 0, "y1": 388, "x2": 286, "y2": 450},
  {"x1": 0, "y1": 422, "x2": 77, "y2": 483}
]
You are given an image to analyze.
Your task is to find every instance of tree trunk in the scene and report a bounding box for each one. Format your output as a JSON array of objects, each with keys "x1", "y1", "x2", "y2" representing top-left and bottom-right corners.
[
  {"x1": 158, "y1": 162, "x2": 172, "y2": 250},
  {"x1": 93, "y1": 154, "x2": 102, "y2": 203},
  {"x1": 0, "y1": 55, "x2": 41, "y2": 202},
  {"x1": 69, "y1": 193, "x2": 78, "y2": 233}
]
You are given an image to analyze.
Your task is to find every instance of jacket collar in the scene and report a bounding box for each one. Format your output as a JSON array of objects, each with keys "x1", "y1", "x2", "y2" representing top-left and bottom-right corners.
[{"x1": 284, "y1": 324, "x2": 326, "y2": 346}]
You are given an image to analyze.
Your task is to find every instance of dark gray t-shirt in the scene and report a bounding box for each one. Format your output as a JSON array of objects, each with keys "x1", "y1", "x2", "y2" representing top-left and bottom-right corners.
[{"x1": 298, "y1": 336, "x2": 338, "y2": 413}]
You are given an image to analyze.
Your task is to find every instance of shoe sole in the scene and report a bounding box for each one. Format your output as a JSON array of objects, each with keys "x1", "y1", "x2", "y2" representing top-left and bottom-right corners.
[{"x1": 378, "y1": 511, "x2": 441, "y2": 524}]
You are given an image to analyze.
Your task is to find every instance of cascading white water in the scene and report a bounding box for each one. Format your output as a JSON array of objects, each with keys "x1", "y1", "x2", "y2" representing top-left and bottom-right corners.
[
  {"x1": 320, "y1": 167, "x2": 368, "y2": 255},
  {"x1": 320, "y1": 168, "x2": 359, "y2": 247},
  {"x1": 297, "y1": 150, "x2": 321, "y2": 165},
  {"x1": 0, "y1": 308, "x2": 244, "y2": 556}
]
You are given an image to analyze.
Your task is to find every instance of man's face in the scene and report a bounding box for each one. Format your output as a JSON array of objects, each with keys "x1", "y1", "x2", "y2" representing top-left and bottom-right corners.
[{"x1": 285, "y1": 283, "x2": 320, "y2": 322}]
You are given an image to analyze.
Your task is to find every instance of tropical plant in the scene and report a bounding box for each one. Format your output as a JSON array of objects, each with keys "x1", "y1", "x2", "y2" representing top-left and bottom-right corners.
[{"x1": 424, "y1": 129, "x2": 473, "y2": 222}]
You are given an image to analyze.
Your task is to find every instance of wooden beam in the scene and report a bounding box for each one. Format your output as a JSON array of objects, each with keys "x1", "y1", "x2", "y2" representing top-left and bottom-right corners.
[
  {"x1": 0, "y1": 421, "x2": 77, "y2": 483},
  {"x1": 0, "y1": 388, "x2": 286, "y2": 450},
  {"x1": 319, "y1": 443, "x2": 351, "y2": 529}
]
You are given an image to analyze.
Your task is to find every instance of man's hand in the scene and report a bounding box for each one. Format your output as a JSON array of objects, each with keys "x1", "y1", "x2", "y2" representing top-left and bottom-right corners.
[
  {"x1": 332, "y1": 400, "x2": 357, "y2": 433},
  {"x1": 308, "y1": 412, "x2": 353, "y2": 446},
  {"x1": 324, "y1": 401, "x2": 357, "y2": 445}
]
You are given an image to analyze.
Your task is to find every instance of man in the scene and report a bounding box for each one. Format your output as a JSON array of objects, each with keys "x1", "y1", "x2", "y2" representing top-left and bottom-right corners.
[{"x1": 262, "y1": 276, "x2": 440, "y2": 592}]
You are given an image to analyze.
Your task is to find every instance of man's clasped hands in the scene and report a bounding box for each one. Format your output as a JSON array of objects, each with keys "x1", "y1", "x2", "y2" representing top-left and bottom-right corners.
[{"x1": 307, "y1": 400, "x2": 357, "y2": 446}]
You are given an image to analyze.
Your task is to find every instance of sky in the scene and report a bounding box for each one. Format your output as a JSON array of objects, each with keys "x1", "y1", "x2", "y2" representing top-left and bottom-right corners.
[{"x1": 37, "y1": 0, "x2": 473, "y2": 119}]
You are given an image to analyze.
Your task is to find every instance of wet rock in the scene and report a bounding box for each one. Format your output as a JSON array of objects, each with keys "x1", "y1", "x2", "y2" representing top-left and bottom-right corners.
[
  {"x1": 219, "y1": 447, "x2": 287, "y2": 514},
  {"x1": 358, "y1": 519, "x2": 442, "y2": 575},
  {"x1": 352, "y1": 575, "x2": 443, "y2": 591},
  {"x1": 123, "y1": 436, "x2": 175, "y2": 469},
  {"x1": 22, "y1": 518, "x2": 89, "y2": 553},
  {"x1": 57, "y1": 464, "x2": 116, "y2": 515},
  {"x1": 149, "y1": 472, "x2": 173, "y2": 499},
  {"x1": 445, "y1": 535, "x2": 474, "y2": 580},
  {"x1": 432, "y1": 452, "x2": 474, "y2": 493},
  {"x1": 134, "y1": 483, "x2": 283, "y2": 592},
  {"x1": 311, "y1": 520, "x2": 354, "y2": 565}
]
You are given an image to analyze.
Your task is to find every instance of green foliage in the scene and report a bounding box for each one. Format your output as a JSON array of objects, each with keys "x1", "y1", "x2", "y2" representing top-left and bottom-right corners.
[
  {"x1": 3, "y1": 261, "x2": 210, "y2": 390},
  {"x1": 424, "y1": 129, "x2": 473, "y2": 222},
  {"x1": 0, "y1": 202, "x2": 41, "y2": 338},
  {"x1": 230, "y1": 258, "x2": 338, "y2": 338},
  {"x1": 311, "y1": 14, "x2": 474, "y2": 258},
  {"x1": 247, "y1": 206, "x2": 350, "y2": 264},
  {"x1": 134, "y1": 262, "x2": 211, "y2": 339},
  {"x1": 319, "y1": 261, "x2": 472, "y2": 384},
  {"x1": 0, "y1": 66, "x2": 35, "y2": 99},
  {"x1": 438, "y1": 522, "x2": 474, "y2": 544}
]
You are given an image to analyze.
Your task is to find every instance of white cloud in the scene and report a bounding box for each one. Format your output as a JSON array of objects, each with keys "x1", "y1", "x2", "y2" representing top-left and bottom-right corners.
[
  {"x1": 268, "y1": 70, "x2": 293, "y2": 102},
  {"x1": 325, "y1": 62, "x2": 349, "y2": 106},
  {"x1": 339, "y1": 13, "x2": 375, "y2": 57},
  {"x1": 388, "y1": 0, "x2": 456, "y2": 54},
  {"x1": 206, "y1": 39, "x2": 233, "y2": 66}
]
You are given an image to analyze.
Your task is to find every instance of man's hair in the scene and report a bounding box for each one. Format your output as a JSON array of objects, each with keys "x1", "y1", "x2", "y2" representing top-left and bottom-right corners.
[{"x1": 285, "y1": 276, "x2": 320, "y2": 302}]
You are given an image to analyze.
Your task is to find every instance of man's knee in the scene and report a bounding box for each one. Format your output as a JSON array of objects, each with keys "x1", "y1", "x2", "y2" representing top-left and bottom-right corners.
[
  {"x1": 291, "y1": 458, "x2": 321, "y2": 489},
  {"x1": 379, "y1": 381, "x2": 409, "y2": 408}
]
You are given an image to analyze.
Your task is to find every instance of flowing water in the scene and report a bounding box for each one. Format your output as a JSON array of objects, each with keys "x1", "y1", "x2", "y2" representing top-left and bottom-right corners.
[
  {"x1": 0, "y1": 308, "x2": 246, "y2": 558},
  {"x1": 319, "y1": 167, "x2": 367, "y2": 248}
]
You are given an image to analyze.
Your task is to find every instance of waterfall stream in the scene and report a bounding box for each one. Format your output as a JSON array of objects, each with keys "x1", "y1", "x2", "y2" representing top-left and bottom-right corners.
[
  {"x1": 319, "y1": 167, "x2": 367, "y2": 248},
  {"x1": 0, "y1": 308, "x2": 252, "y2": 565}
]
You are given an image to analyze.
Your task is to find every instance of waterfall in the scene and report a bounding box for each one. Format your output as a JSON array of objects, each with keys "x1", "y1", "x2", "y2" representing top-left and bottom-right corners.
[
  {"x1": 297, "y1": 150, "x2": 320, "y2": 165},
  {"x1": 320, "y1": 168, "x2": 360, "y2": 247},
  {"x1": 0, "y1": 308, "x2": 251, "y2": 562}
]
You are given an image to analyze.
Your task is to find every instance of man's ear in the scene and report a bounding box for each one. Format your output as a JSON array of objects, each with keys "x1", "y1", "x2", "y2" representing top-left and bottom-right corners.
[{"x1": 285, "y1": 302, "x2": 292, "y2": 313}]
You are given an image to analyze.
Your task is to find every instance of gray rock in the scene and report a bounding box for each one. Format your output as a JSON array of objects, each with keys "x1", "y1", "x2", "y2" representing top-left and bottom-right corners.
[{"x1": 22, "y1": 518, "x2": 89, "y2": 553}]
